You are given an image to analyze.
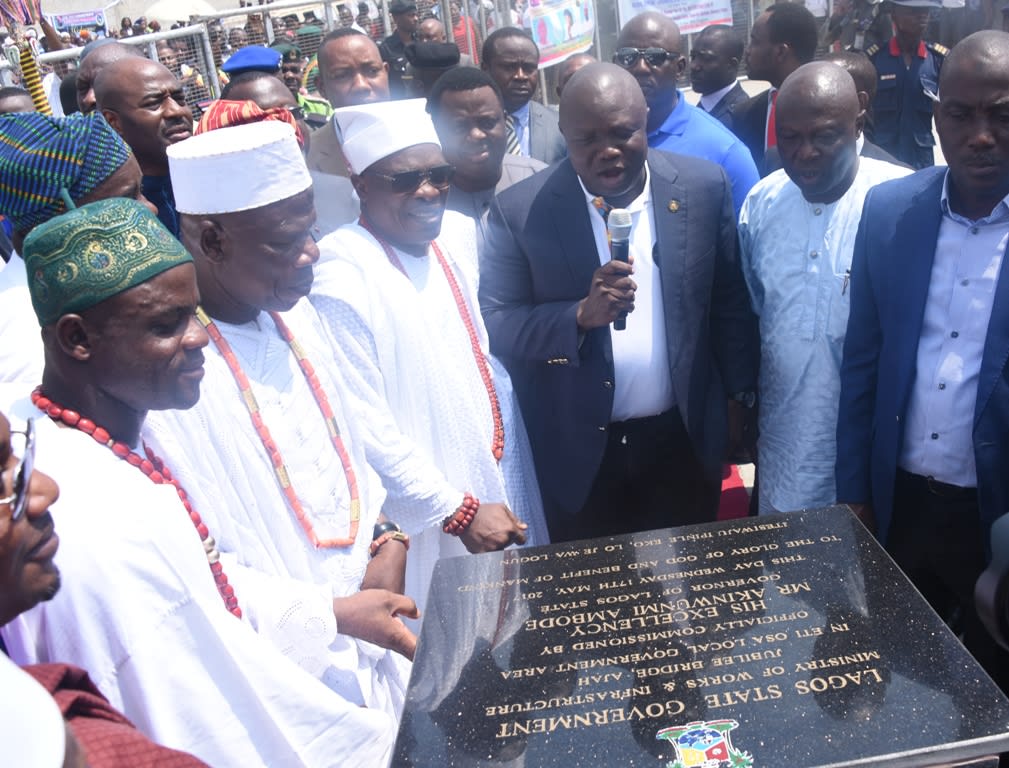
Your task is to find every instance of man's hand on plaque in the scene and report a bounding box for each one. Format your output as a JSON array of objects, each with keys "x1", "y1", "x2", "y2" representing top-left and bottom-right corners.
[
  {"x1": 460, "y1": 502, "x2": 528, "y2": 554},
  {"x1": 576, "y1": 260, "x2": 636, "y2": 331},
  {"x1": 333, "y1": 590, "x2": 420, "y2": 660}
]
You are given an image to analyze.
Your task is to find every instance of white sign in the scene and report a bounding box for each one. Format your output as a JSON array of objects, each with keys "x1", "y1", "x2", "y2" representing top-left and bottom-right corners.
[{"x1": 616, "y1": 0, "x2": 733, "y2": 36}]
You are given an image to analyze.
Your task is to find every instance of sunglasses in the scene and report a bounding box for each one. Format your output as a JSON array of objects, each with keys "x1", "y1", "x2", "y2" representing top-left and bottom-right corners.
[
  {"x1": 285, "y1": 104, "x2": 306, "y2": 121},
  {"x1": 613, "y1": 47, "x2": 680, "y2": 68},
  {"x1": 1, "y1": 418, "x2": 35, "y2": 523},
  {"x1": 368, "y1": 164, "x2": 456, "y2": 194}
]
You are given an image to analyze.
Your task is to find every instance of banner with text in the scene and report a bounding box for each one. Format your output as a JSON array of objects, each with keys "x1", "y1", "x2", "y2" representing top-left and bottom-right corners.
[
  {"x1": 526, "y1": 0, "x2": 595, "y2": 68},
  {"x1": 616, "y1": 0, "x2": 733, "y2": 36}
]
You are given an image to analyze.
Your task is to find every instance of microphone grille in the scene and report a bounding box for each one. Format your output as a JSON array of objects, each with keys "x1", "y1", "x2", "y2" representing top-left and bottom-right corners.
[{"x1": 608, "y1": 208, "x2": 632, "y2": 240}]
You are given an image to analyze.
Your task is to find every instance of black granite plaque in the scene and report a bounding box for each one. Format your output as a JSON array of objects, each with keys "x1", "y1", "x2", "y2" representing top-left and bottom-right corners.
[{"x1": 393, "y1": 507, "x2": 1009, "y2": 767}]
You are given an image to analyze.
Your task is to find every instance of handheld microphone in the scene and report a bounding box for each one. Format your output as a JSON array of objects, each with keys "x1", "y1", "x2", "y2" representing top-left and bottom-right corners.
[{"x1": 608, "y1": 208, "x2": 632, "y2": 331}]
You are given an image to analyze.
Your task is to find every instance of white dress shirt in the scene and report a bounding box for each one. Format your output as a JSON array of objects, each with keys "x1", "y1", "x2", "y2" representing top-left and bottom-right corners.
[
  {"x1": 699, "y1": 81, "x2": 737, "y2": 113},
  {"x1": 578, "y1": 164, "x2": 674, "y2": 422},
  {"x1": 899, "y1": 174, "x2": 1009, "y2": 487}
]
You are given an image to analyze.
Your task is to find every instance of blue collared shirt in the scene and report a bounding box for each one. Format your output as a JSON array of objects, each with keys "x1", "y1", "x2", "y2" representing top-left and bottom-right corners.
[
  {"x1": 648, "y1": 92, "x2": 759, "y2": 216},
  {"x1": 739, "y1": 157, "x2": 911, "y2": 513},
  {"x1": 509, "y1": 101, "x2": 531, "y2": 158},
  {"x1": 899, "y1": 172, "x2": 1009, "y2": 487}
]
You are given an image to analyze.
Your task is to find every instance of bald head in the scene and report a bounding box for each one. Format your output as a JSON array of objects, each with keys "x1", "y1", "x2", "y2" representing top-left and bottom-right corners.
[
  {"x1": 615, "y1": 11, "x2": 685, "y2": 124},
  {"x1": 95, "y1": 58, "x2": 193, "y2": 176},
  {"x1": 775, "y1": 62, "x2": 862, "y2": 204},
  {"x1": 933, "y1": 31, "x2": 1009, "y2": 220},
  {"x1": 822, "y1": 50, "x2": 877, "y2": 102},
  {"x1": 618, "y1": 10, "x2": 681, "y2": 51},
  {"x1": 417, "y1": 18, "x2": 448, "y2": 43},
  {"x1": 75, "y1": 42, "x2": 142, "y2": 113},
  {"x1": 560, "y1": 62, "x2": 647, "y2": 122},
  {"x1": 777, "y1": 60, "x2": 860, "y2": 121},
  {"x1": 556, "y1": 53, "x2": 596, "y2": 99},
  {"x1": 939, "y1": 29, "x2": 1009, "y2": 96},
  {"x1": 559, "y1": 63, "x2": 648, "y2": 204}
]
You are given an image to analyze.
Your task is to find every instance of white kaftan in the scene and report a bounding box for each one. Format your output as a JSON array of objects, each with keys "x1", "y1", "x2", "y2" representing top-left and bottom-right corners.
[
  {"x1": 144, "y1": 299, "x2": 411, "y2": 721},
  {"x1": 0, "y1": 253, "x2": 44, "y2": 386},
  {"x1": 310, "y1": 214, "x2": 549, "y2": 616},
  {"x1": 0, "y1": 400, "x2": 395, "y2": 768},
  {"x1": 738, "y1": 158, "x2": 911, "y2": 514}
]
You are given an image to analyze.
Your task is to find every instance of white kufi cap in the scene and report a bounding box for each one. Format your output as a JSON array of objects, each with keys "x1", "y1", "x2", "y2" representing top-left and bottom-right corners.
[
  {"x1": 333, "y1": 98, "x2": 441, "y2": 174},
  {"x1": 168, "y1": 121, "x2": 311, "y2": 214}
]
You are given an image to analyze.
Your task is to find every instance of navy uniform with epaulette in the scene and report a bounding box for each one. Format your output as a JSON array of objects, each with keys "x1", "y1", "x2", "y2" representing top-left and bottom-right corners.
[{"x1": 866, "y1": 0, "x2": 947, "y2": 170}]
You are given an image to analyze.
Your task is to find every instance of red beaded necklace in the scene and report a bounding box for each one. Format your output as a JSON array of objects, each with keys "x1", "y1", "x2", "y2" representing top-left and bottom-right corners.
[
  {"x1": 30, "y1": 387, "x2": 243, "y2": 619},
  {"x1": 195, "y1": 307, "x2": 362, "y2": 549},
  {"x1": 358, "y1": 217, "x2": 505, "y2": 462}
]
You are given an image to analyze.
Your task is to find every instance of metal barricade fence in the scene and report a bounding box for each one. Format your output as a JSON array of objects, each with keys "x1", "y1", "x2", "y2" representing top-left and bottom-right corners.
[
  {"x1": 37, "y1": 24, "x2": 221, "y2": 115},
  {"x1": 194, "y1": 0, "x2": 342, "y2": 64}
]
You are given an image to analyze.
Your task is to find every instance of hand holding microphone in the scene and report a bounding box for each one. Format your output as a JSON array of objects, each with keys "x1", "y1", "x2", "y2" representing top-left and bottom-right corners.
[
  {"x1": 607, "y1": 209, "x2": 633, "y2": 331},
  {"x1": 574, "y1": 208, "x2": 636, "y2": 332}
]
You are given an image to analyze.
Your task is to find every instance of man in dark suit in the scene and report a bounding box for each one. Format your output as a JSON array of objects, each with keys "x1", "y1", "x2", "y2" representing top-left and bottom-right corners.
[
  {"x1": 690, "y1": 24, "x2": 748, "y2": 128},
  {"x1": 837, "y1": 30, "x2": 1009, "y2": 691},
  {"x1": 482, "y1": 28, "x2": 566, "y2": 165},
  {"x1": 480, "y1": 63, "x2": 758, "y2": 543},
  {"x1": 729, "y1": 2, "x2": 819, "y2": 176}
]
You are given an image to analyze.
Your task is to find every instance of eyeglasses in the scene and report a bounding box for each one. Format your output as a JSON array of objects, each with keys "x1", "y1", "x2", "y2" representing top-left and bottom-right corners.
[
  {"x1": 285, "y1": 105, "x2": 306, "y2": 121},
  {"x1": 368, "y1": 164, "x2": 456, "y2": 194},
  {"x1": 1, "y1": 418, "x2": 35, "y2": 523},
  {"x1": 613, "y1": 47, "x2": 680, "y2": 68}
]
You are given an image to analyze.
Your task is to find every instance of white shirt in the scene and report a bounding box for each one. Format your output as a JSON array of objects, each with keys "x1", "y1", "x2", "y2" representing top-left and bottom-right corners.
[
  {"x1": 0, "y1": 654, "x2": 65, "y2": 768},
  {"x1": 765, "y1": 87, "x2": 778, "y2": 151},
  {"x1": 145, "y1": 300, "x2": 411, "y2": 720},
  {"x1": 899, "y1": 174, "x2": 1009, "y2": 487},
  {"x1": 699, "y1": 81, "x2": 737, "y2": 113},
  {"x1": 579, "y1": 164, "x2": 674, "y2": 422},
  {"x1": 739, "y1": 158, "x2": 911, "y2": 513},
  {"x1": 2, "y1": 399, "x2": 395, "y2": 767},
  {"x1": 311, "y1": 214, "x2": 549, "y2": 617},
  {"x1": 0, "y1": 252, "x2": 44, "y2": 387}
]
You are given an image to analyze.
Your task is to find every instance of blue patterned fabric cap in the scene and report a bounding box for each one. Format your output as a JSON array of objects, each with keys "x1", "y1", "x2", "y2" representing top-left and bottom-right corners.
[{"x1": 0, "y1": 112, "x2": 132, "y2": 234}]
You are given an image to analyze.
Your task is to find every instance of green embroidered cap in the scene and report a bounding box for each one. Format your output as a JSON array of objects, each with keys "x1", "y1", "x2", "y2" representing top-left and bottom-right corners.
[{"x1": 23, "y1": 198, "x2": 193, "y2": 326}]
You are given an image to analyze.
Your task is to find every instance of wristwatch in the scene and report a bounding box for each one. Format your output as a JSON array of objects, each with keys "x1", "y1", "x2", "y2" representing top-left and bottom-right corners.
[
  {"x1": 373, "y1": 520, "x2": 403, "y2": 540},
  {"x1": 730, "y1": 390, "x2": 757, "y2": 409}
]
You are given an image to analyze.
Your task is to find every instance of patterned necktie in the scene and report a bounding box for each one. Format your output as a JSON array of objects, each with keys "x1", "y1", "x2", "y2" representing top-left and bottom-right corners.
[
  {"x1": 766, "y1": 90, "x2": 778, "y2": 148},
  {"x1": 505, "y1": 113, "x2": 521, "y2": 156},
  {"x1": 591, "y1": 196, "x2": 612, "y2": 245}
]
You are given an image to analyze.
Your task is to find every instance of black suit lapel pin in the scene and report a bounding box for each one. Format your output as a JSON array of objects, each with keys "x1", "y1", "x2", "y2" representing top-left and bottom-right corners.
[{"x1": 667, "y1": 200, "x2": 680, "y2": 213}]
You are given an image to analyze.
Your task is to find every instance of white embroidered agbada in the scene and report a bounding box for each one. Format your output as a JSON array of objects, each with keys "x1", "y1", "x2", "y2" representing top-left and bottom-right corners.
[
  {"x1": 0, "y1": 398, "x2": 395, "y2": 768},
  {"x1": 311, "y1": 212, "x2": 549, "y2": 615},
  {"x1": 0, "y1": 253, "x2": 44, "y2": 386},
  {"x1": 144, "y1": 299, "x2": 411, "y2": 718}
]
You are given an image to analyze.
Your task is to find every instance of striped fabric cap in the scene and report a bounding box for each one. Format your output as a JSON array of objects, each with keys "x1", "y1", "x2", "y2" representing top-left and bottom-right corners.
[
  {"x1": 0, "y1": 112, "x2": 131, "y2": 234},
  {"x1": 196, "y1": 99, "x2": 305, "y2": 148}
]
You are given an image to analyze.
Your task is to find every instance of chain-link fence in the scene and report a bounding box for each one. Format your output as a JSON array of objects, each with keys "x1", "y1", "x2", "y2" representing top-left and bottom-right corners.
[{"x1": 37, "y1": 24, "x2": 221, "y2": 116}]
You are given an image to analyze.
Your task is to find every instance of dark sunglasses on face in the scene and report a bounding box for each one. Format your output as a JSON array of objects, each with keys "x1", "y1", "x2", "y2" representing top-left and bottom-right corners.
[
  {"x1": 1, "y1": 418, "x2": 35, "y2": 523},
  {"x1": 368, "y1": 164, "x2": 456, "y2": 194},
  {"x1": 613, "y1": 47, "x2": 680, "y2": 68},
  {"x1": 285, "y1": 105, "x2": 306, "y2": 121}
]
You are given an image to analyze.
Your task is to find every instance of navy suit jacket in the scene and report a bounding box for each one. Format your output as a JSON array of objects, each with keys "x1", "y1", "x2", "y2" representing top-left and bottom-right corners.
[
  {"x1": 728, "y1": 89, "x2": 771, "y2": 176},
  {"x1": 836, "y1": 167, "x2": 1009, "y2": 552},
  {"x1": 704, "y1": 81, "x2": 749, "y2": 129},
  {"x1": 480, "y1": 150, "x2": 758, "y2": 522}
]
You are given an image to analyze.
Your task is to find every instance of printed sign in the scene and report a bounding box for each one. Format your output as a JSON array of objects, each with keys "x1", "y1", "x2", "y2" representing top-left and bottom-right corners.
[
  {"x1": 616, "y1": 0, "x2": 733, "y2": 36},
  {"x1": 525, "y1": 0, "x2": 595, "y2": 68}
]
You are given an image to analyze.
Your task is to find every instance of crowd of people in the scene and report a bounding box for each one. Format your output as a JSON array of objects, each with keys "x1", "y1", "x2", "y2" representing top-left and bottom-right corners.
[{"x1": 1, "y1": 0, "x2": 1009, "y2": 764}]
